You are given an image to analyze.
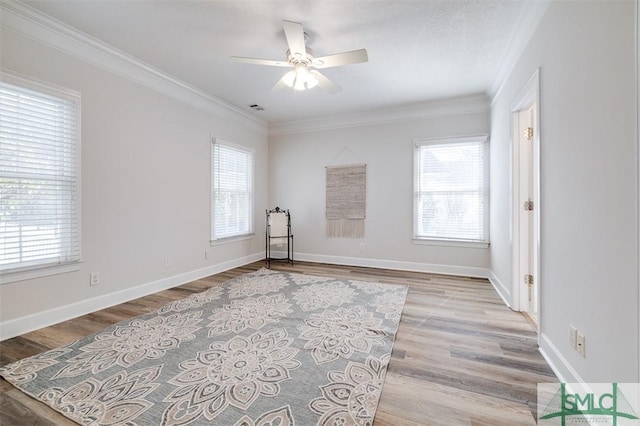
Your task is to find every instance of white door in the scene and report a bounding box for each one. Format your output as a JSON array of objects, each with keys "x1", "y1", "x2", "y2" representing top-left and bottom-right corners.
[
  {"x1": 511, "y1": 70, "x2": 541, "y2": 334},
  {"x1": 518, "y1": 104, "x2": 537, "y2": 319},
  {"x1": 517, "y1": 104, "x2": 538, "y2": 321}
]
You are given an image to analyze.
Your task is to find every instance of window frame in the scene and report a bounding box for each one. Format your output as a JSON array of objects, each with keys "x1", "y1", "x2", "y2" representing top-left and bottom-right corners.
[
  {"x1": 0, "y1": 72, "x2": 82, "y2": 283},
  {"x1": 412, "y1": 135, "x2": 489, "y2": 248},
  {"x1": 210, "y1": 137, "x2": 255, "y2": 244}
]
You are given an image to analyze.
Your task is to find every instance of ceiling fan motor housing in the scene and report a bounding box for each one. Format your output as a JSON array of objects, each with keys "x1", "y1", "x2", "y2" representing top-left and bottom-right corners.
[{"x1": 286, "y1": 47, "x2": 315, "y2": 66}]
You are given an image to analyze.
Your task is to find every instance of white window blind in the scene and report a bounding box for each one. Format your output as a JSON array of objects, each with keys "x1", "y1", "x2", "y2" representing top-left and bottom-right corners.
[
  {"x1": 0, "y1": 79, "x2": 81, "y2": 273},
  {"x1": 414, "y1": 136, "x2": 488, "y2": 243},
  {"x1": 211, "y1": 140, "x2": 254, "y2": 241}
]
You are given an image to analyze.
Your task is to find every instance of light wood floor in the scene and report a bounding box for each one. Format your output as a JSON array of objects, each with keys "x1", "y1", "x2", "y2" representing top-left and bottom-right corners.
[{"x1": 0, "y1": 261, "x2": 556, "y2": 425}]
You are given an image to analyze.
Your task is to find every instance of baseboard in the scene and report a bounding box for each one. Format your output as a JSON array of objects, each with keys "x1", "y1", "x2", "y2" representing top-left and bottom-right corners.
[
  {"x1": 488, "y1": 270, "x2": 512, "y2": 308},
  {"x1": 539, "y1": 332, "x2": 585, "y2": 383},
  {"x1": 290, "y1": 252, "x2": 491, "y2": 279},
  {"x1": 2, "y1": 250, "x2": 586, "y2": 387},
  {"x1": 0, "y1": 253, "x2": 264, "y2": 341}
]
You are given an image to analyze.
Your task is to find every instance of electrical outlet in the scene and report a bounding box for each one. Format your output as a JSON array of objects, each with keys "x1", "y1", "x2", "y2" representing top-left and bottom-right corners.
[
  {"x1": 359, "y1": 243, "x2": 365, "y2": 252},
  {"x1": 90, "y1": 272, "x2": 100, "y2": 286},
  {"x1": 205, "y1": 249, "x2": 211, "y2": 259},
  {"x1": 569, "y1": 324, "x2": 577, "y2": 349},
  {"x1": 576, "y1": 332, "x2": 586, "y2": 357},
  {"x1": 164, "y1": 257, "x2": 171, "y2": 268}
]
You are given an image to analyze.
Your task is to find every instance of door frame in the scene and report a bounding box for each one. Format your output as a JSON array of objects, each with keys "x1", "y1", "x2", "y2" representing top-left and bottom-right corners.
[{"x1": 510, "y1": 69, "x2": 541, "y2": 334}]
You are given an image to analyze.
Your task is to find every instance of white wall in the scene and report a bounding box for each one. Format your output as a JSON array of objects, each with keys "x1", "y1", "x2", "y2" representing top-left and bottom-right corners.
[
  {"x1": 269, "y1": 100, "x2": 491, "y2": 275},
  {"x1": 0, "y1": 27, "x2": 269, "y2": 335},
  {"x1": 491, "y1": 0, "x2": 639, "y2": 382},
  {"x1": 3, "y1": 0, "x2": 637, "y2": 386}
]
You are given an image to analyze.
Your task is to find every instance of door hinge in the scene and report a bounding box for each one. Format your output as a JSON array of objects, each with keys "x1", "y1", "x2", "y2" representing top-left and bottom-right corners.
[
  {"x1": 524, "y1": 127, "x2": 534, "y2": 141},
  {"x1": 523, "y1": 274, "x2": 534, "y2": 286},
  {"x1": 523, "y1": 200, "x2": 534, "y2": 211}
]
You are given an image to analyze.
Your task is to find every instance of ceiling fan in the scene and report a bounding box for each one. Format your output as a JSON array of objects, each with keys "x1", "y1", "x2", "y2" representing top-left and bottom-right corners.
[{"x1": 231, "y1": 20, "x2": 368, "y2": 94}]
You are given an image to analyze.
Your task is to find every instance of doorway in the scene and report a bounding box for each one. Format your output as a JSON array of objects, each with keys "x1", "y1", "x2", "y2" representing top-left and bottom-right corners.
[{"x1": 511, "y1": 70, "x2": 541, "y2": 331}]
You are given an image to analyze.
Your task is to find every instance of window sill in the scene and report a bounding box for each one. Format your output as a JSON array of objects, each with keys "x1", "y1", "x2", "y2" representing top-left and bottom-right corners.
[
  {"x1": 210, "y1": 234, "x2": 255, "y2": 246},
  {"x1": 413, "y1": 238, "x2": 490, "y2": 249},
  {"x1": 1, "y1": 261, "x2": 82, "y2": 285}
]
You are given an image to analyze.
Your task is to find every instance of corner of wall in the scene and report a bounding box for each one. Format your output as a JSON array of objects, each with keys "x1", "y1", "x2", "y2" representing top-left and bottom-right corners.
[{"x1": 488, "y1": 270, "x2": 512, "y2": 308}]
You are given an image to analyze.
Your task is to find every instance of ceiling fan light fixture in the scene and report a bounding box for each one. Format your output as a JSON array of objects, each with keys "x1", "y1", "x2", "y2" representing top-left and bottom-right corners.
[
  {"x1": 281, "y1": 70, "x2": 296, "y2": 88},
  {"x1": 283, "y1": 64, "x2": 318, "y2": 91},
  {"x1": 232, "y1": 20, "x2": 367, "y2": 94}
]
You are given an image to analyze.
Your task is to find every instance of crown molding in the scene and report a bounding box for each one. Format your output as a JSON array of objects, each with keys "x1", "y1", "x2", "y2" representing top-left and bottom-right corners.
[
  {"x1": 489, "y1": 0, "x2": 552, "y2": 103},
  {"x1": 269, "y1": 93, "x2": 490, "y2": 136},
  {"x1": 0, "y1": 0, "x2": 267, "y2": 131}
]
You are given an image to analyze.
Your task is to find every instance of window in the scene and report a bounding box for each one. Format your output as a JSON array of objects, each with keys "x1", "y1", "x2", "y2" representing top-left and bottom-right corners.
[
  {"x1": 211, "y1": 139, "x2": 254, "y2": 242},
  {"x1": 413, "y1": 135, "x2": 488, "y2": 245},
  {"x1": 0, "y1": 77, "x2": 81, "y2": 274}
]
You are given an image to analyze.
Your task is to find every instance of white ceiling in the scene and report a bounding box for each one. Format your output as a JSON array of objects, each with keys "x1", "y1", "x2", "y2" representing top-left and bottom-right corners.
[{"x1": 22, "y1": 0, "x2": 535, "y2": 124}]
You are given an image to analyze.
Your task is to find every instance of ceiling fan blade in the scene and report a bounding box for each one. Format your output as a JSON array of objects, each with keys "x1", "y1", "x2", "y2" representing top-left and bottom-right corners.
[
  {"x1": 282, "y1": 20, "x2": 306, "y2": 59},
  {"x1": 231, "y1": 56, "x2": 292, "y2": 67},
  {"x1": 310, "y1": 70, "x2": 341, "y2": 94},
  {"x1": 312, "y1": 49, "x2": 368, "y2": 69}
]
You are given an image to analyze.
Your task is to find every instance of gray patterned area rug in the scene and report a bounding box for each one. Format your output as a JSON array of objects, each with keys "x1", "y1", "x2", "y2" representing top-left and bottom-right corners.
[{"x1": 0, "y1": 268, "x2": 407, "y2": 425}]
